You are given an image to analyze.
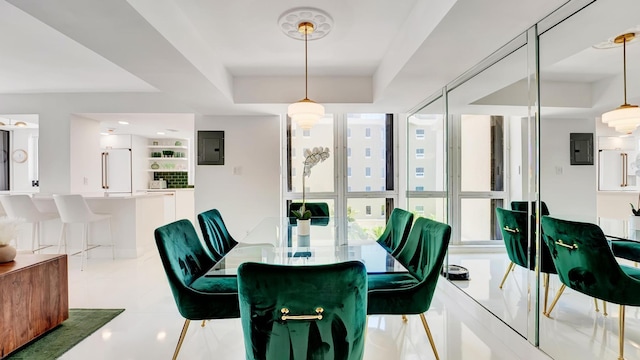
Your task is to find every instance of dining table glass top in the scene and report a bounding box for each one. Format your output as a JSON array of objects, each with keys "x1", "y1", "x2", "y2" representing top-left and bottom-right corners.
[{"x1": 206, "y1": 217, "x2": 408, "y2": 276}]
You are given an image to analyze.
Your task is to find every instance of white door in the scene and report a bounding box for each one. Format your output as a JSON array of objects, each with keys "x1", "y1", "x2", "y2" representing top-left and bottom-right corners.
[
  {"x1": 102, "y1": 149, "x2": 132, "y2": 193},
  {"x1": 598, "y1": 150, "x2": 638, "y2": 191}
]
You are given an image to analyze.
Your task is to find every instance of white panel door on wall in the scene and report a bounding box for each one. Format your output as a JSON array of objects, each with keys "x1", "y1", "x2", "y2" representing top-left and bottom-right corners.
[{"x1": 598, "y1": 150, "x2": 639, "y2": 191}]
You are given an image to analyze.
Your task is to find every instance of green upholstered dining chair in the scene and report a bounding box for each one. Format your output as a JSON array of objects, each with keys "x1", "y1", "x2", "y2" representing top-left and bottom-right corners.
[
  {"x1": 510, "y1": 200, "x2": 550, "y2": 217},
  {"x1": 237, "y1": 261, "x2": 368, "y2": 360},
  {"x1": 376, "y1": 207, "x2": 414, "y2": 256},
  {"x1": 197, "y1": 208, "x2": 238, "y2": 261},
  {"x1": 495, "y1": 208, "x2": 558, "y2": 314},
  {"x1": 367, "y1": 217, "x2": 451, "y2": 360},
  {"x1": 154, "y1": 219, "x2": 239, "y2": 360},
  {"x1": 541, "y1": 216, "x2": 640, "y2": 360}
]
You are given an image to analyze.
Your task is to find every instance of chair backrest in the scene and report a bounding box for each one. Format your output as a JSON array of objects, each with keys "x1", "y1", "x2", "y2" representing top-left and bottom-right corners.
[
  {"x1": 288, "y1": 202, "x2": 330, "y2": 218},
  {"x1": 394, "y1": 217, "x2": 450, "y2": 310},
  {"x1": 510, "y1": 201, "x2": 550, "y2": 216},
  {"x1": 197, "y1": 209, "x2": 238, "y2": 261},
  {"x1": 541, "y1": 216, "x2": 640, "y2": 304},
  {"x1": 154, "y1": 219, "x2": 218, "y2": 318},
  {"x1": 496, "y1": 208, "x2": 556, "y2": 274},
  {"x1": 237, "y1": 261, "x2": 367, "y2": 360},
  {"x1": 376, "y1": 208, "x2": 414, "y2": 255},
  {"x1": 0, "y1": 195, "x2": 43, "y2": 222},
  {"x1": 53, "y1": 194, "x2": 96, "y2": 223}
]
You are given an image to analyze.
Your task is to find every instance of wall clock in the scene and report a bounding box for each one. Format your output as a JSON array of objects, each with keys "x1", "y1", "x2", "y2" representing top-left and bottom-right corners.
[{"x1": 12, "y1": 149, "x2": 28, "y2": 163}]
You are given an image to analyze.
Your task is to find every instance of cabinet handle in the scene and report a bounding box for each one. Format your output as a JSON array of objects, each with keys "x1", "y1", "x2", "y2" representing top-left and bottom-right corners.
[
  {"x1": 101, "y1": 152, "x2": 107, "y2": 189},
  {"x1": 624, "y1": 153, "x2": 628, "y2": 187},
  {"x1": 621, "y1": 153, "x2": 627, "y2": 187}
]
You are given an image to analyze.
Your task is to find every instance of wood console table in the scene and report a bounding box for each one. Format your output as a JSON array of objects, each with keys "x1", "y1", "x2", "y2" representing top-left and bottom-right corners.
[{"x1": 0, "y1": 254, "x2": 68, "y2": 358}]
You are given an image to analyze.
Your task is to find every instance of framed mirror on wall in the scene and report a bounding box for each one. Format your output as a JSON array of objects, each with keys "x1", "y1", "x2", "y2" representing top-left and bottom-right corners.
[{"x1": 538, "y1": 0, "x2": 640, "y2": 359}]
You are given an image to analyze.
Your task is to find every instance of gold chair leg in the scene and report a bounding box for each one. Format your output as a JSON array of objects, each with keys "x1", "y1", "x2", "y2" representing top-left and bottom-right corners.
[
  {"x1": 619, "y1": 305, "x2": 625, "y2": 360},
  {"x1": 401, "y1": 315, "x2": 408, "y2": 323},
  {"x1": 543, "y1": 273, "x2": 550, "y2": 314},
  {"x1": 595, "y1": 298, "x2": 600, "y2": 313},
  {"x1": 419, "y1": 313, "x2": 440, "y2": 360},
  {"x1": 544, "y1": 284, "x2": 566, "y2": 317},
  {"x1": 499, "y1": 262, "x2": 515, "y2": 289},
  {"x1": 603, "y1": 301, "x2": 608, "y2": 316},
  {"x1": 201, "y1": 320, "x2": 206, "y2": 327},
  {"x1": 173, "y1": 319, "x2": 191, "y2": 360}
]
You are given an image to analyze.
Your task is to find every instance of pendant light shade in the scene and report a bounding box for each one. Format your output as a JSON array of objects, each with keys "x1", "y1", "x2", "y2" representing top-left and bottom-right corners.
[
  {"x1": 287, "y1": 22, "x2": 325, "y2": 130},
  {"x1": 602, "y1": 33, "x2": 640, "y2": 134}
]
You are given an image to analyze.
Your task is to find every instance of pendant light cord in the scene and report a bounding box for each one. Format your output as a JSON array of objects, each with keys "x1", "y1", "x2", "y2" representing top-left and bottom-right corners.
[
  {"x1": 624, "y1": 36, "x2": 629, "y2": 105},
  {"x1": 304, "y1": 23, "x2": 309, "y2": 100}
]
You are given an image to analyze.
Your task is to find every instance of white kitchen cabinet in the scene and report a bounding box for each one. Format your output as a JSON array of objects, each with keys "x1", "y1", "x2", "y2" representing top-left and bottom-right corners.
[{"x1": 598, "y1": 149, "x2": 640, "y2": 191}]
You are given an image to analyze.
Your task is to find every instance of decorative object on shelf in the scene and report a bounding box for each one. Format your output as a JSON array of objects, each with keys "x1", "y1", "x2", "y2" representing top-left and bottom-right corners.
[
  {"x1": 162, "y1": 150, "x2": 174, "y2": 157},
  {"x1": 280, "y1": 7, "x2": 332, "y2": 130},
  {"x1": 601, "y1": 32, "x2": 640, "y2": 134},
  {"x1": 153, "y1": 141, "x2": 158, "y2": 146},
  {"x1": 291, "y1": 146, "x2": 330, "y2": 220},
  {"x1": 151, "y1": 152, "x2": 162, "y2": 158},
  {"x1": 151, "y1": 162, "x2": 160, "y2": 170},
  {"x1": 0, "y1": 217, "x2": 20, "y2": 263},
  {"x1": 175, "y1": 140, "x2": 182, "y2": 146},
  {"x1": 11, "y1": 149, "x2": 28, "y2": 163}
]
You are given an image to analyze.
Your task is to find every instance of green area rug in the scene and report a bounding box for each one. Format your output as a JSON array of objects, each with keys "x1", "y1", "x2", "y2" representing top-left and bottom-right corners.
[{"x1": 6, "y1": 308, "x2": 125, "y2": 360}]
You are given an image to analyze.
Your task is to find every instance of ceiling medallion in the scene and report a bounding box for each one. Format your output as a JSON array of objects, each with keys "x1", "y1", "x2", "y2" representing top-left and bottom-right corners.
[{"x1": 278, "y1": 7, "x2": 333, "y2": 41}]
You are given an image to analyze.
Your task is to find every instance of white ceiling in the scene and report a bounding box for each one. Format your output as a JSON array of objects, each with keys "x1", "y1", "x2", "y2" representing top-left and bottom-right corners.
[{"x1": 4, "y1": 0, "x2": 633, "y2": 133}]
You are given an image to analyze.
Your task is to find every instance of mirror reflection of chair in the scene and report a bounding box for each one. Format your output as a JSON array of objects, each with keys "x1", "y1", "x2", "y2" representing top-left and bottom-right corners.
[
  {"x1": 367, "y1": 217, "x2": 451, "y2": 360},
  {"x1": 197, "y1": 209, "x2": 238, "y2": 261},
  {"x1": 53, "y1": 194, "x2": 114, "y2": 271},
  {"x1": 0, "y1": 194, "x2": 58, "y2": 252},
  {"x1": 510, "y1": 201, "x2": 550, "y2": 217},
  {"x1": 237, "y1": 261, "x2": 367, "y2": 360},
  {"x1": 376, "y1": 208, "x2": 414, "y2": 256},
  {"x1": 155, "y1": 219, "x2": 239, "y2": 360},
  {"x1": 541, "y1": 216, "x2": 640, "y2": 360},
  {"x1": 496, "y1": 208, "x2": 558, "y2": 314}
]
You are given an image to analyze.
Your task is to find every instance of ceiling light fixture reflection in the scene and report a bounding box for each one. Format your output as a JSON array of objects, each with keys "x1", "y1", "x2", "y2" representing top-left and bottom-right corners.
[
  {"x1": 14, "y1": 121, "x2": 27, "y2": 127},
  {"x1": 156, "y1": 132, "x2": 165, "y2": 135},
  {"x1": 118, "y1": 121, "x2": 129, "y2": 125},
  {"x1": 602, "y1": 32, "x2": 640, "y2": 134}
]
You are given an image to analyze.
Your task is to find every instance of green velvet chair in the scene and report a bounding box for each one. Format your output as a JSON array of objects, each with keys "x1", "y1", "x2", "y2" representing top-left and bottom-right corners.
[
  {"x1": 495, "y1": 208, "x2": 558, "y2": 314},
  {"x1": 367, "y1": 217, "x2": 451, "y2": 360},
  {"x1": 376, "y1": 207, "x2": 414, "y2": 256},
  {"x1": 154, "y1": 219, "x2": 239, "y2": 360},
  {"x1": 237, "y1": 261, "x2": 368, "y2": 360},
  {"x1": 510, "y1": 200, "x2": 550, "y2": 216},
  {"x1": 541, "y1": 216, "x2": 640, "y2": 360},
  {"x1": 197, "y1": 208, "x2": 238, "y2": 261}
]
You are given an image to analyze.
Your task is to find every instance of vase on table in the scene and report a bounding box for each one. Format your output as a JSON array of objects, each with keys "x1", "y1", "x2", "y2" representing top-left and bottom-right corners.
[
  {"x1": 0, "y1": 244, "x2": 16, "y2": 263},
  {"x1": 297, "y1": 219, "x2": 311, "y2": 236}
]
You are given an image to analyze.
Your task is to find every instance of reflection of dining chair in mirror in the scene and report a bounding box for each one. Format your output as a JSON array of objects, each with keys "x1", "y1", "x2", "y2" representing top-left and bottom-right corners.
[
  {"x1": 510, "y1": 201, "x2": 550, "y2": 217},
  {"x1": 0, "y1": 194, "x2": 59, "y2": 252},
  {"x1": 367, "y1": 217, "x2": 451, "y2": 360},
  {"x1": 197, "y1": 208, "x2": 238, "y2": 261},
  {"x1": 154, "y1": 219, "x2": 239, "y2": 360},
  {"x1": 376, "y1": 207, "x2": 414, "y2": 256},
  {"x1": 541, "y1": 216, "x2": 640, "y2": 360},
  {"x1": 496, "y1": 208, "x2": 558, "y2": 315},
  {"x1": 237, "y1": 261, "x2": 367, "y2": 360}
]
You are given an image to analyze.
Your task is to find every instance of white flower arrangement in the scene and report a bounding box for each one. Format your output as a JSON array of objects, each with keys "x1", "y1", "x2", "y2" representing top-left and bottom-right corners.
[
  {"x1": 0, "y1": 217, "x2": 21, "y2": 246},
  {"x1": 293, "y1": 146, "x2": 331, "y2": 220}
]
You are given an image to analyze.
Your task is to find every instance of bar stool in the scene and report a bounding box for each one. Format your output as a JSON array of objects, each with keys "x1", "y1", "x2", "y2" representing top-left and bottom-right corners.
[
  {"x1": 0, "y1": 194, "x2": 59, "y2": 252},
  {"x1": 53, "y1": 194, "x2": 114, "y2": 270}
]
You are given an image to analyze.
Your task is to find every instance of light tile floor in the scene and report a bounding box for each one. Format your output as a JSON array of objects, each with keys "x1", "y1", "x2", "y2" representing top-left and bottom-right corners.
[{"x1": 44, "y1": 249, "x2": 553, "y2": 360}]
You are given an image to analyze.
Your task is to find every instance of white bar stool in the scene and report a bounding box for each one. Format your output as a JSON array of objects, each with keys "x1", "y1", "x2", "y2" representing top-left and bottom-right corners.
[
  {"x1": 53, "y1": 194, "x2": 114, "y2": 270},
  {"x1": 0, "y1": 194, "x2": 59, "y2": 252}
]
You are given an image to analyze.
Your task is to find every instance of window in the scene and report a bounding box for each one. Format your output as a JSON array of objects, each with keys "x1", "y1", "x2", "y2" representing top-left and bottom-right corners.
[
  {"x1": 415, "y1": 205, "x2": 425, "y2": 216},
  {"x1": 380, "y1": 205, "x2": 385, "y2": 216},
  {"x1": 416, "y1": 186, "x2": 424, "y2": 191},
  {"x1": 303, "y1": 129, "x2": 311, "y2": 137},
  {"x1": 348, "y1": 186, "x2": 351, "y2": 192},
  {"x1": 365, "y1": 148, "x2": 371, "y2": 158},
  {"x1": 366, "y1": 205, "x2": 372, "y2": 215},
  {"x1": 347, "y1": 114, "x2": 391, "y2": 192},
  {"x1": 380, "y1": 168, "x2": 385, "y2": 178},
  {"x1": 347, "y1": 128, "x2": 351, "y2": 138},
  {"x1": 365, "y1": 186, "x2": 371, "y2": 192},
  {"x1": 292, "y1": 148, "x2": 296, "y2": 157},
  {"x1": 348, "y1": 167, "x2": 352, "y2": 177},
  {"x1": 292, "y1": 168, "x2": 296, "y2": 176},
  {"x1": 416, "y1": 148, "x2": 425, "y2": 158},
  {"x1": 347, "y1": 147, "x2": 351, "y2": 157},
  {"x1": 365, "y1": 128, "x2": 371, "y2": 138},
  {"x1": 380, "y1": 185, "x2": 385, "y2": 191},
  {"x1": 416, "y1": 129, "x2": 425, "y2": 139},
  {"x1": 381, "y1": 149, "x2": 385, "y2": 160},
  {"x1": 416, "y1": 167, "x2": 425, "y2": 178},
  {"x1": 365, "y1": 167, "x2": 371, "y2": 177}
]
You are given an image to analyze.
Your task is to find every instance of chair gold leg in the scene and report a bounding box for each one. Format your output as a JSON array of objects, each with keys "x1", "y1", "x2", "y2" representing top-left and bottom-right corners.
[
  {"x1": 419, "y1": 313, "x2": 440, "y2": 360},
  {"x1": 201, "y1": 320, "x2": 206, "y2": 327},
  {"x1": 603, "y1": 301, "x2": 608, "y2": 316},
  {"x1": 499, "y1": 262, "x2": 515, "y2": 289},
  {"x1": 543, "y1": 273, "x2": 550, "y2": 314},
  {"x1": 401, "y1": 315, "x2": 408, "y2": 323},
  {"x1": 619, "y1": 305, "x2": 625, "y2": 360},
  {"x1": 595, "y1": 298, "x2": 600, "y2": 313},
  {"x1": 544, "y1": 284, "x2": 566, "y2": 317},
  {"x1": 173, "y1": 319, "x2": 191, "y2": 360}
]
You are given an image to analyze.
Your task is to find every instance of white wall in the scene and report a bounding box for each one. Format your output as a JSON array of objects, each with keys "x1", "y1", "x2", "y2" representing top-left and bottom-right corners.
[
  {"x1": 70, "y1": 115, "x2": 102, "y2": 193},
  {"x1": 131, "y1": 135, "x2": 148, "y2": 191},
  {"x1": 195, "y1": 115, "x2": 280, "y2": 238},
  {"x1": 541, "y1": 117, "x2": 597, "y2": 222}
]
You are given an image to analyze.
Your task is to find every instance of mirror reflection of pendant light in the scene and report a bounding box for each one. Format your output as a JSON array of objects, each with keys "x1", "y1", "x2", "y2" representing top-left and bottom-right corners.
[
  {"x1": 602, "y1": 33, "x2": 640, "y2": 134},
  {"x1": 287, "y1": 22, "x2": 325, "y2": 130}
]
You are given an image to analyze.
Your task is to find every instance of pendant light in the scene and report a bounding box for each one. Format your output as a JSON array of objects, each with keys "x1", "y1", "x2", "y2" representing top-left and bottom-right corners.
[
  {"x1": 287, "y1": 22, "x2": 325, "y2": 130},
  {"x1": 602, "y1": 33, "x2": 640, "y2": 134}
]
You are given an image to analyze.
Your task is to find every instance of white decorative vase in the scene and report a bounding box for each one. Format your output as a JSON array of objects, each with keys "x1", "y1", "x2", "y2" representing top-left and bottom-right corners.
[
  {"x1": 297, "y1": 219, "x2": 311, "y2": 236},
  {"x1": 629, "y1": 215, "x2": 640, "y2": 240},
  {"x1": 0, "y1": 244, "x2": 17, "y2": 263}
]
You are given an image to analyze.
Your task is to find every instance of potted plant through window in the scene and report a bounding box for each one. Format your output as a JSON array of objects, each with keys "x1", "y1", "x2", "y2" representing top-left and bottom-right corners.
[{"x1": 292, "y1": 146, "x2": 330, "y2": 235}]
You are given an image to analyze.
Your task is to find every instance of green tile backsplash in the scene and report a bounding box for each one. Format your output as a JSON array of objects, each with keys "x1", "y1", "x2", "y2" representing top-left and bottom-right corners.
[{"x1": 153, "y1": 172, "x2": 189, "y2": 188}]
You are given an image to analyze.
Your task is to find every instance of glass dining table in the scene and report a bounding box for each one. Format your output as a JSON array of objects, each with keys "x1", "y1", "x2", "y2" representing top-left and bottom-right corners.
[{"x1": 206, "y1": 217, "x2": 408, "y2": 277}]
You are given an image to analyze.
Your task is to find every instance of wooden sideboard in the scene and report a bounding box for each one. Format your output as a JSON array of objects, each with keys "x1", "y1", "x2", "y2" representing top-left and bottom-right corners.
[{"x1": 0, "y1": 254, "x2": 68, "y2": 358}]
